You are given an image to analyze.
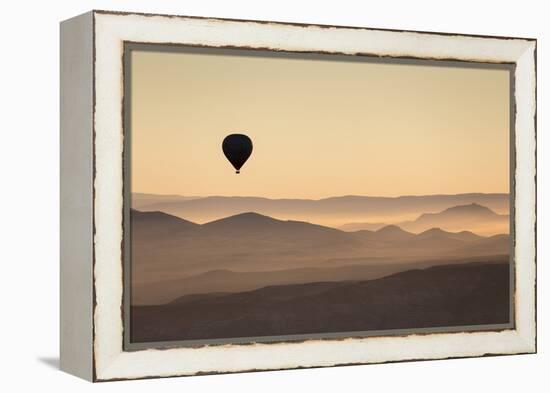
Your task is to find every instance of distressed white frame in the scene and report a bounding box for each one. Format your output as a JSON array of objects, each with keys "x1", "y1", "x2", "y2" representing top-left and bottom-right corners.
[{"x1": 70, "y1": 10, "x2": 537, "y2": 381}]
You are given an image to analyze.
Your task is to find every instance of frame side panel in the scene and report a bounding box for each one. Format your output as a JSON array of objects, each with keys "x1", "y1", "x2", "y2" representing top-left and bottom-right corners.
[{"x1": 60, "y1": 11, "x2": 94, "y2": 381}]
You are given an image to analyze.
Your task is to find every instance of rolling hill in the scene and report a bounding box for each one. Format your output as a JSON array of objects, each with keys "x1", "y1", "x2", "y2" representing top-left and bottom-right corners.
[
  {"x1": 131, "y1": 209, "x2": 199, "y2": 239},
  {"x1": 364, "y1": 224, "x2": 416, "y2": 242},
  {"x1": 200, "y1": 212, "x2": 357, "y2": 247}
]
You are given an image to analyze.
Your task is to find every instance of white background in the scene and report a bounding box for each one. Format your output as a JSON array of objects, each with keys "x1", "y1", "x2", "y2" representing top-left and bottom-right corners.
[{"x1": 0, "y1": 0, "x2": 546, "y2": 391}]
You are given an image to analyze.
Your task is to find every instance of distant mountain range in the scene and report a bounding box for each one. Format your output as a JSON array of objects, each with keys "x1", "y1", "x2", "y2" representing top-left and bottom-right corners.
[
  {"x1": 131, "y1": 208, "x2": 510, "y2": 305},
  {"x1": 132, "y1": 193, "x2": 201, "y2": 210},
  {"x1": 339, "y1": 203, "x2": 509, "y2": 236},
  {"x1": 132, "y1": 192, "x2": 509, "y2": 228}
]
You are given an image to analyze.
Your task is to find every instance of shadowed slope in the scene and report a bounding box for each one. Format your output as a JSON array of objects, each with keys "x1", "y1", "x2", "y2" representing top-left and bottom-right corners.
[{"x1": 131, "y1": 262, "x2": 510, "y2": 342}]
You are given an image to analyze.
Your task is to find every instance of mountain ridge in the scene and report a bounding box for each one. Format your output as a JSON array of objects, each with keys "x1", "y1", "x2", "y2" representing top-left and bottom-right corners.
[
  {"x1": 133, "y1": 193, "x2": 509, "y2": 228},
  {"x1": 134, "y1": 192, "x2": 508, "y2": 203}
]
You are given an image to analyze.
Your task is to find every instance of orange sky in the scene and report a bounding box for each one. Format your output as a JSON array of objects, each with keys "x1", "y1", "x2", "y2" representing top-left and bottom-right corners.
[{"x1": 130, "y1": 47, "x2": 510, "y2": 199}]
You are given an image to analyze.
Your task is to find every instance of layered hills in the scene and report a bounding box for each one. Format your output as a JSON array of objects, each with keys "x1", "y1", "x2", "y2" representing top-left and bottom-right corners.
[
  {"x1": 132, "y1": 192, "x2": 509, "y2": 229},
  {"x1": 131, "y1": 209, "x2": 509, "y2": 305}
]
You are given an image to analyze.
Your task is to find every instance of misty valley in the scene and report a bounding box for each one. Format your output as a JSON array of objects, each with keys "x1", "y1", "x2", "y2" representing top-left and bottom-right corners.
[{"x1": 129, "y1": 193, "x2": 511, "y2": 343}]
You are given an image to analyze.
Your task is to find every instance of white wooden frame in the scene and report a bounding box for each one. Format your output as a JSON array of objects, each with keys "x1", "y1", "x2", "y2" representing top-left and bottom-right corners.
[{"x1": 60, "y1": 10, "x2": 537, "y2": 382}]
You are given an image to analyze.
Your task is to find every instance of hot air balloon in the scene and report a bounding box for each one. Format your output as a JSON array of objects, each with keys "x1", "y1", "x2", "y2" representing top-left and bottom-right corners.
[{"x1": 222, "y1": 134, "x2": 253, "y2": 174}]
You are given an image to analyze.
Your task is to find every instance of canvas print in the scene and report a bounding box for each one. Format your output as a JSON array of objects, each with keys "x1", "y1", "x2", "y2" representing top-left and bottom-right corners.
[{"x1": 126, "y1": 46, "x2": 512, "y2": 345}]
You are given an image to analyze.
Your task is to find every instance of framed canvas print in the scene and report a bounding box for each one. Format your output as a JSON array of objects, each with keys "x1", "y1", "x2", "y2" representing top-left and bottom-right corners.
[{"x1": 60, "y1": 10, "x2": 537, "y2": 382}]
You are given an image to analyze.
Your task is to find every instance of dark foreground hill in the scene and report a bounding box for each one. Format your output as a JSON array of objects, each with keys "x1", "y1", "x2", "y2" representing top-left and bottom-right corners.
[{"x1": 131, "y1": 262, "x2": 510, "y2": 343}]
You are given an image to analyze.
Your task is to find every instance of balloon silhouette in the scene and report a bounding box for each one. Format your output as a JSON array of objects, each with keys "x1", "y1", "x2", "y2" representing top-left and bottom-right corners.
[{"x1": 222, "y1": 134, "x2": 253, "y2": 174}]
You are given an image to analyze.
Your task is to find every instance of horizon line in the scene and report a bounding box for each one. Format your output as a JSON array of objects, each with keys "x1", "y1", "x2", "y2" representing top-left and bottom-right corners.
[{"x1": 132, "y1": 191, "x2": 510, "y2": 201}]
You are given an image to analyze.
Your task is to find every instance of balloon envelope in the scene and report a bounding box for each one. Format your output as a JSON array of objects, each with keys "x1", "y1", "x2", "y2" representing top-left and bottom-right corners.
[{"x1": 222, "y1": 134, "x2": 253, "y2": 174}]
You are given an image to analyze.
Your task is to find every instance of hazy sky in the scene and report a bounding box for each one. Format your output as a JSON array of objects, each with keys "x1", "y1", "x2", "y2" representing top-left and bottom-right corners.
[{"x1": 130, "y1": 47, "x2": 510, "y2": 199}]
